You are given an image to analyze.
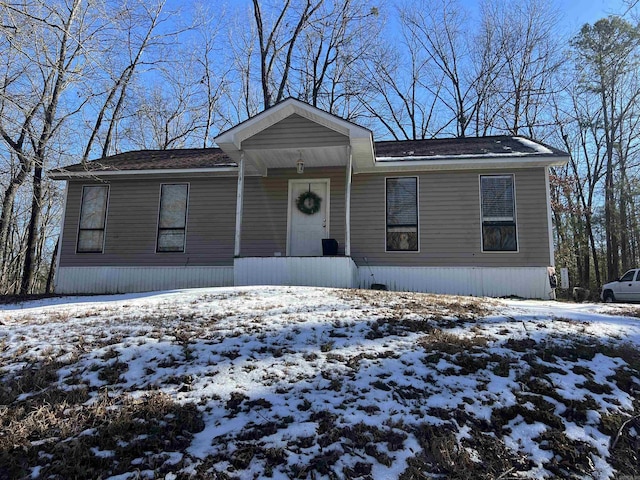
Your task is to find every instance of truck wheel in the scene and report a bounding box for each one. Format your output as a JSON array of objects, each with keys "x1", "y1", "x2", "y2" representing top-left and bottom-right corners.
[{"x1": 603, "y1": 291, "x2": 615, "y2": 303}]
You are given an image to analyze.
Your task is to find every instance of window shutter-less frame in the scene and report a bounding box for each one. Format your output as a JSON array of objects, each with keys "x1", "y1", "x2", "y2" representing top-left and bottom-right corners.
[
  {"x1": 77, "y1": 185, "x2": 109, "y2": 253},
  {"x1": 480, "y1": 175, "x2": 517, "y2": 252},
  {"x1": 386, "y1": 177, "x2": 418, "y2": 252},
  {"x1": 157, "y1": 184, "x2": 188, "y2": 252}
]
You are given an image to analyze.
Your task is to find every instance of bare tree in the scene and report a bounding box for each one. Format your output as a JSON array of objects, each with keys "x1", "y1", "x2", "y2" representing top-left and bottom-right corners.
[
  {"x1": 252, "y1": 0, "x2": 324, "y2": 109},
  {"x1": 364, "y1": 24, "x2": 446, "y2": 139},
  {"x1": 81, "y1": 0, "x2": 173, "y2": 162},
  {"x1": 0, "y1": 0, "x2": 96, "y2": 293},
  {"x1": 572, "y1": 16, "x2": 640, "y2": 281},
  {"x1": 482, "y1": 0, "x2": 563, "y2": 138},
  {"x1": 293, "y1": 0, "x2": 380, "y2": 121},
  {"x1": 400, "y1": 0, "x2": 478, "y2": 137}
]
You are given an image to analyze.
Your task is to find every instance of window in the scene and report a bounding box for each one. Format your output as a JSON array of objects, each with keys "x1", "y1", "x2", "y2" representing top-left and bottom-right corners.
[
  {"x1": 386, "y1": 177, "x2": 418, "y2": 251},
  {"x1": 480, "y1": 175, "x2": 517, "y2": 252},
  {"x1": 620, "y1": 270, "x2": 635, "y2": 282},
  {"x1": 77, "y1": 185, "x2": 109, "y2": 253},
  {"x1": 157, "y1": 184, "x2": 188, "y2": 252}
]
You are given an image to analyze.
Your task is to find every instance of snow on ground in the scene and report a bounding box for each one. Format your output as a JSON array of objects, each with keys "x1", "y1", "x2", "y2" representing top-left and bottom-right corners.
[{"x1": 1, "y1": 287, "x2": 639, "y2": 479}]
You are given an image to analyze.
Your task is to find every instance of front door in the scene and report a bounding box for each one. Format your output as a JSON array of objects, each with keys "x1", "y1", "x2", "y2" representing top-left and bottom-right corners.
[{"x1": 288, "y1": 179, "x2": 329, "y2": 256}]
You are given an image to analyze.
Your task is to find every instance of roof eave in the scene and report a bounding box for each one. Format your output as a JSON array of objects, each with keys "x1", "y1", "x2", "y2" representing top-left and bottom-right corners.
[
  {"x1": 357, "y1": 155, "x2": 569, "y2": 173},
  {"x1": 47, "y1": 166, "x2": 239, "y2": 180}
]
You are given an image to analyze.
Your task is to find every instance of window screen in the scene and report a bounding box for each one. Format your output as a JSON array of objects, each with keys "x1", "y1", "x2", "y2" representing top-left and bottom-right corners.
[
  {"x1": 386, "y1": 177, "x2": 418, "y2": 251},
  {"x1": 157, "y1": 184, "x2": 188, "y2": 252},
  {"x1": 480, "y1": 175, "x2": 517, "y2": 252},
  {"x1": 77, "y1": 185, "x2": 109, "y2": 253}
]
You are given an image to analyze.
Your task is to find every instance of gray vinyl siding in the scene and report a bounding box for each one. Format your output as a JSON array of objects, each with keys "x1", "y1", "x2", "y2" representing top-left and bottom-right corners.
[
  {"x1": 241, "y1": 114, "x2": 349, "y2": 150},
  {"x1": 59, "y1": 177, "x2": 237, "y2": 267},
  {"x1": 241, "y1": 167, "x2": 346, "y2": 256},
  {"x1": 60, "y1": 166, "x2": 550, "y2": 269},
  {"x1": 350, "y1": 168, "x2": 550, "y2": 267}
]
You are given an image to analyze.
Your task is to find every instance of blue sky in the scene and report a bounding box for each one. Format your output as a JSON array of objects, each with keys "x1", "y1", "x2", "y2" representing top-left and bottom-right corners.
[
  {"x1": 562, "y1": 0, "x2": 629, "y2": 30},
  {"x1": 455, "y1": 0, "x2": 630, "y2": 33},
  {"x1": 216, "y1": 0, "x2": 633, "y2": 36}
]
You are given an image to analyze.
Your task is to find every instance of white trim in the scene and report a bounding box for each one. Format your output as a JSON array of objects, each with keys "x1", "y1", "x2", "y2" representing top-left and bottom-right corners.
[
  {"x1": 234, "y1": 152, "x2": 245, "y2": 257},
  {"x1": 214, "y1": 99, "x2": 375, "y2": 174},
  {"x1": 53, "y1": 181, "x2": 69, "y2": 291},
  {"x1": 48, "y1": 167, "x2": 238, "y2": 179},
  {"x1": 345, "y1": 146, "x2": 353, "y2": 257},
  {"x1": 544, "y1": 166, "x2": 555, "y2": 267},
  {"x1": 358, "y1": 155, "x2": 568, "y2": 174},
  {"x1": 76, "y1": 184, "x2": 110, "y2": 254},
  {"x1": 55, "y1": 266, "x2": 233, "y2": 294},
  {"x1": 47, "y1": 157, "x2": 570, "y2": 180},
  {"x1": 479, "y1": 174, "x2": 519, "y2": 254},
  {"x1": 384, "y1": 176, "x2": 420, "y2": 253},
  {"x1": 215, "y1": 98, "x2": 372, "y2": 147},
  {"x1": 155, "y1": 183, "x2": 190, "y2": 253},
  {"x1": 286, "y1": 178, "x2": 330, "y2": 257},
  {"x1": 235, "y1": 257, "x2": 357, "y2": 288}
]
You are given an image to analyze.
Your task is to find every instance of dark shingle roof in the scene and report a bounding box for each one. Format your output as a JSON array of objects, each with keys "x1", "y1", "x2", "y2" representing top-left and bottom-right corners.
[
  {"x1": 374, "y1": 136, "x2": 566, "y2": 159},
  {"x1": 50, "y1": 136, "x2": 567, "y2": 176},
  {"x1": 56, "y1": 148, "x2": 234, "y2": 173}
]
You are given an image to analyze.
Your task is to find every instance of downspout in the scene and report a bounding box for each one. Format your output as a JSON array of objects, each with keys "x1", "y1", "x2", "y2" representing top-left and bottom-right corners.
[
  {"x1": 345, "y1": 145, "x2": 353, "y2": 257},
  {"x1": 234, "y1": 151, "x2": 245, "y2": 257}
]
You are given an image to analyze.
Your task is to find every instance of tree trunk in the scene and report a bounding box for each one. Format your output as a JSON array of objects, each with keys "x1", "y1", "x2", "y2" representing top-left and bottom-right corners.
[
  {"x1": 20, "y1": 164, "x2": 43, "y2": 294},
  {"x1": 0, "y1": 165, "x2": 30, "y2": 289},
  {"x1": 45, "y1": 237, "x2": 59, "y2": 294}
]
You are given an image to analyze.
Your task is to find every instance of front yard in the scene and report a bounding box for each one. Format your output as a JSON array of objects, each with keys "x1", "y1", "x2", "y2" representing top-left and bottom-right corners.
[{"x1": 1, "y1": 287, "x2": 638, "y2": 479}]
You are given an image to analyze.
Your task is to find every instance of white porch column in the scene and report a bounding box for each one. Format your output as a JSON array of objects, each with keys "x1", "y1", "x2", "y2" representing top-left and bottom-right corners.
[
  {"x1": 234, "y1": 151, "x2": 245, "y2": 257},
  {"x1": 345, "y1": 145, "x2": 353, "y2": 257}
]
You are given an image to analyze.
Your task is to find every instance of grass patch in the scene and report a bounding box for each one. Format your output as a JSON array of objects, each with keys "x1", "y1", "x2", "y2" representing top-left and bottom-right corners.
[{"x1": 0, "y1": 390, "x2": 204, "y2": 479}]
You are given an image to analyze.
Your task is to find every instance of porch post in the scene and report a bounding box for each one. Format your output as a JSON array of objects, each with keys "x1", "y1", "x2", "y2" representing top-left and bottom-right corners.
[
  {"x1": 234, "y1": 151, "x2": 245, "y2": 257},
  {"x1": 345, "y1": 145, "x2": 353, "y2": 257}
]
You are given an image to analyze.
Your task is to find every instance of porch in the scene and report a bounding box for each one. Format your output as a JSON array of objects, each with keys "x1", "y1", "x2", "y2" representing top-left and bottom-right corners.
[
  {"x1": 214, "y1": 98, "x2": 376, "y2": 263},
  {"x1": 234, "y1": 256, "x2": 358, "y2": 288}
]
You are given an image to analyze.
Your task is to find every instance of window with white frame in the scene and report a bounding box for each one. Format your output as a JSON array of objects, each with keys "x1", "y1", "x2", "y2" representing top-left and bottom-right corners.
[
  {"x1": 157, "y1": 184, "x2": 188, "y2": 252},
  {"x1": 386, "y1": 177, "x2": 418, "y2": 251},
  {"x1": 77, "y1": 185, "x2": 109, "y2": 253},
  {"x1": 480, "y1": 175, "x2": 517, "y2": 252}
]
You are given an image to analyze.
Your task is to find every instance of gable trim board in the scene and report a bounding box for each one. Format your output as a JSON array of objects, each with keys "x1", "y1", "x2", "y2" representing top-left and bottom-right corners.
[{"x1": 50, "y1": 99, "x2": 568, "y2": 299}]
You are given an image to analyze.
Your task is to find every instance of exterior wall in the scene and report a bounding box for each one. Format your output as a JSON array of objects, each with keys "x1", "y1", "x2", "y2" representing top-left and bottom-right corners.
[
  {"x1": 359, "y1": 266, "x2": 554, "y2": 299},
  {"x1": 350, "y1": 167, "x2": 551, "y2": 267},
  {"x1": 55, "y1": 165, "x2": 555, "y2": 298},
  {"x1": 55, "y1": 266, "x2": 233, "y2": 294},
  {"x1": 242, "y1": 113, "x2": 349, "y2": 149},
  {"x1": 59, "y1": 176, "x2": 237, "y2": 267},
  {"x1": 241, "y1": 167, "x2": 346, "y2": 256}
]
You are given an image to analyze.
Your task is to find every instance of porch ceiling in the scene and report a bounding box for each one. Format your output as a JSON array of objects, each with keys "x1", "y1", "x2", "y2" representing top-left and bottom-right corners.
[{"x1": 244, "y1": 145, "x2": 348, "y2": 172}]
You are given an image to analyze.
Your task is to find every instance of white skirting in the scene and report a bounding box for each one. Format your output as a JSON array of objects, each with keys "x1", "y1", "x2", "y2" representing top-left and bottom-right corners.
[
  {"x1": 55, "y1": 266, "x2": 234, "y2": 294},
  {"x1": 358, "y1": 266, "x2": 554, "y2": 300},
  {"x1": 234, "y1": 257, "x2": 358, "y2": 288},
  {"x1": 55, "y1": 263, "x2": 553, "y2": 299}
]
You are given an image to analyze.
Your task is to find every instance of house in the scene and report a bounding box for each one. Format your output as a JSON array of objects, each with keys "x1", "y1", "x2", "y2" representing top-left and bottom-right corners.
[{"x1": 48, "y1": 98, "x2": 569, "y2": 299}]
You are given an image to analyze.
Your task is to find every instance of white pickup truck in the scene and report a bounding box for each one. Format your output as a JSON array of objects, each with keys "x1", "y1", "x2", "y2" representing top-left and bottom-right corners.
[{"x1": 601, "y1": 268, "x2": 640, "y2": 302}]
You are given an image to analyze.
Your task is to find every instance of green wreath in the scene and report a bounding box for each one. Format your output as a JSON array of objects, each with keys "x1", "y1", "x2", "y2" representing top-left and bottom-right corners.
[{"x1": 296, "y1": 190, "x2": 322, "y2": 215}]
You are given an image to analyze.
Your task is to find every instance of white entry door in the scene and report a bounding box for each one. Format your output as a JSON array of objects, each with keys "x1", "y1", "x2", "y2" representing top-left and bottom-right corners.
[{"x1": 288, "y1": 180, "x2": 329, "y2": 256}]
